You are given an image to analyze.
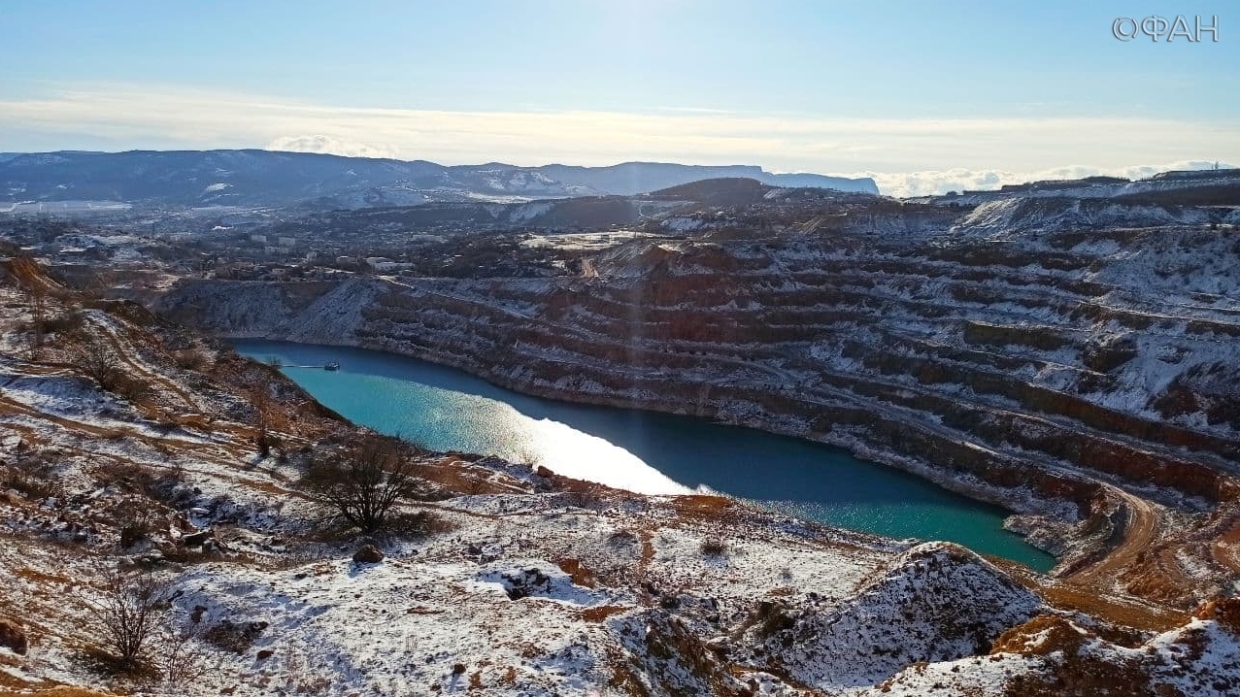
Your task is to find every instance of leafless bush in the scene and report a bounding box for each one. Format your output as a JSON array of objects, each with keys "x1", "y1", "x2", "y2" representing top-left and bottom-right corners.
[
  {"x1": 384, "y1": 510, "x2": 453, "y2": 538},
  {"x1": 104, "y1": 462, "x2": 191, "y2": 509},
  {"x1": 700, "y1": 536, "x2": 729, "y2": 557},
  {"x1": 71, "y1": 334, "x2": 121, "y2": 390},
  {"x1": 1, "y1": 457, "x2": 61, "y2": 501},
  {"x1": 112, "y1": 374, "x2": 154, "y2": 404},
  {"x1": 203, "y1": 619, "x2": 267, "y2": 654},
  {"x1": 172, "y1": 347, "x2": 210, "y2": 371},
  {"x1": 300, "y1": 436, "x2": 430, "y2": 535},
  {"x1": 155, "y1": 544, "x2": 253, "y2": 566},
  {"x1": 515, "y1": 446, "x2": 543, "y2": 467},
  {"x1": 118, "y1": 514, "x2": 160, "y2": 549},
  {"x1": 250, "y1": 386, "x2": 277, "y2": 457},
  {"x1": 23, "y1": 269, "x2": 48, "y2": 360},
  {"x1": 77, "y1": 568, "x2": 172, "y2": 671},
  {"x1": 284, "y1": 650, "x2": 332, "y2": 694},
  {"x1": 607, "y1": 529, "x2": 639, "y2": 547},
  {"x1": 154, "y1": 612, "x2": 215, "y2": 692},
  {"x1": 17, "y1": 309, "x2": 85, "y2": 338}
]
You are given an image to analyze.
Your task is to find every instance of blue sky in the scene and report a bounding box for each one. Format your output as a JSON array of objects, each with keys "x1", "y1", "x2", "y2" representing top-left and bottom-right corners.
[{"x1": 1, "y1": 1, "x2": 1237, "y2": 194}]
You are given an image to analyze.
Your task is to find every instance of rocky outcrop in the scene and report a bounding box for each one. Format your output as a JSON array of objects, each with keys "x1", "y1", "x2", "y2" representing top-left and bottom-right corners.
[
  {"x1": 0, "y1": 618, "x2": 28, "y2": 655},
  {"x1": 7, "y1": 250, "x2": 1240, "y2": 696},
  {"x1": 155, "y1": 207, "x2": 1240, "y2": 600},
  {"x1": 735, "y1": 543, "x2": 1043, "y2": 689}
]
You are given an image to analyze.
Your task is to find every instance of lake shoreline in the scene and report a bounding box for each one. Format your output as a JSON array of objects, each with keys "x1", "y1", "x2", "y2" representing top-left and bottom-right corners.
[{"x1": 229, "y1": 335, "x2": 1061, "y2": 572}]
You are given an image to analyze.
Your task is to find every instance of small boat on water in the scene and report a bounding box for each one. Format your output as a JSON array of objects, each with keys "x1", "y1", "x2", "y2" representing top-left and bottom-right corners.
[{"x1": 324, "y1": 361, "x2": 341, "y2": 371}]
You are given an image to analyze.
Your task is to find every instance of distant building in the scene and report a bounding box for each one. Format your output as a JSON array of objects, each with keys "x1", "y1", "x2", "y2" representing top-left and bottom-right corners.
[
  {"x1": 278, "y1": 236, "x2": 296, "y2": 247},
  {"x1": 250, "y1": 234, "x2": 267, "y2": 243}
]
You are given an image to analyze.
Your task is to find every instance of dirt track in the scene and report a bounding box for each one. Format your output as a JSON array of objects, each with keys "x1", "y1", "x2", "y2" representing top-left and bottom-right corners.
[{"x1": 1066, "y1": 486, "x2": 1162, "y2": 588}]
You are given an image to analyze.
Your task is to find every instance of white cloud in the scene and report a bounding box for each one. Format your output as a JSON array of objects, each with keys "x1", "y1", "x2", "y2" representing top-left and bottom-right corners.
[
  {"x1": 266, "y1": 134, "x2": 398, "y2": 159},
  {"x1": 0, "y1": 83, "x2": 1238, "y2": 197},
  {"x1": 856, "y1": 161, "x2": 1240, "y2": 198}
]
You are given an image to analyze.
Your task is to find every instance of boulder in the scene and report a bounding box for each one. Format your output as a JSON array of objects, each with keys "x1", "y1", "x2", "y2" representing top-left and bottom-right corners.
[
  {"x1": 1195, "y1": 596, "x2": 1240, "y2": 634},
  {"x1": 182, "y1": 529, "x2": 214, "y2": 547},
  {"x1": 353, "y1": 544, "x2": 385, "y2": 564}
]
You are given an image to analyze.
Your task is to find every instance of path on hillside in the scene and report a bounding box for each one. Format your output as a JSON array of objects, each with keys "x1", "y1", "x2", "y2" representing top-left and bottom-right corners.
[{"x1": 1066, "y1": 486, "x2": 1161, "y2": 588}]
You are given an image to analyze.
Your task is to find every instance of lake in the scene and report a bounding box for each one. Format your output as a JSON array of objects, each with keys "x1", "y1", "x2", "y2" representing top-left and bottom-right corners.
[{"x1": 234, "y1": 339, "x2": 1056, "y2": 571}]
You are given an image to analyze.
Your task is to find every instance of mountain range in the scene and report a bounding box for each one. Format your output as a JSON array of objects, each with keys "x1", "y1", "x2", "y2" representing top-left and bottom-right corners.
[{"x1": 0, "y1": 149, "x2": 879, "y2": 209}]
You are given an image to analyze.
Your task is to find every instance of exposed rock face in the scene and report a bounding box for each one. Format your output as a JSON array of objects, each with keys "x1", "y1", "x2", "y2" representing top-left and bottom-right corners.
[
  {"x1": 737, "y1": 543, "x2": 1043, "y2": 689},
  {"x1": 1195, "y1": 596, "x2": 1240, "y2": 635},
  {"x1": 4, "y1": 255, "x2": 1240, "y2": 696},
  {"x1": 155, "y1": 200, "x2": 1240, "y2": 602},
  {"x1": 0, "y1": 618, "x2": 28, "y2": 655},
  {"x1": 984, "y1": 612, "x2": 1240, "y2": 697}
]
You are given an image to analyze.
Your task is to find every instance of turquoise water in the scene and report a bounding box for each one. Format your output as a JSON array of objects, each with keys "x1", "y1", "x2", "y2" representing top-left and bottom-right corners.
[{"x1": 234, "y1": 340, "x2": 1056, "y2": 571}]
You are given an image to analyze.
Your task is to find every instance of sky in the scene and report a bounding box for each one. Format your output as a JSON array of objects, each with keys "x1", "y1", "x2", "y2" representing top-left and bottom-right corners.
[{"x1": 1, "y1": 0, "x2": 1237, "y2": 195}]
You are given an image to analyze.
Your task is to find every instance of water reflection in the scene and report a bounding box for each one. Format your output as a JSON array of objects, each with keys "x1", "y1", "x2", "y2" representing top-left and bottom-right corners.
[{"x1": 234, "y1": 340, "x2": 1055, "y2": 571}]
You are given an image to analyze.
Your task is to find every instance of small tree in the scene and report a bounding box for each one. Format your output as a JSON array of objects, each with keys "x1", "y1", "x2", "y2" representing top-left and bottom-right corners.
[
  {"x1": 29, "y1": 280, "x2": 46, "y2": 359},
  {"x1": 72, "y1": 334, "x2": 120, "y2": 390},
  {"x1": 155, "y1": 610, "x2": 213, "y2": 690},
  {"x1": 301, "y1": 437, "x2": 426, "y2": 534},
  {"x1": 79, "y1": 568, "x2": 171, "y2": 670},
  {"x1": 249, "y1": 386, "x2": 276, "y2": 457}
]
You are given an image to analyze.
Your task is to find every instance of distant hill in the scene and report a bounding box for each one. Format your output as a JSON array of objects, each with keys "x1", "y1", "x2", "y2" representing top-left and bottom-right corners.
[
  {"x1": 537, "y1": 162, "x2": 876, "y2": 196},
  {"x1": 0, "y1": 150, "x2": 877, "y2": 210},
  {"x1": 648, "y1": 177, "x2": 774, "y2": 206}
]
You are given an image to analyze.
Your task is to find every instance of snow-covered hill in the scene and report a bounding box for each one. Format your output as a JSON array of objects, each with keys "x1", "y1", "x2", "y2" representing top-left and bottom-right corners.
[
  {"x1": 0, "y1": 150, "x2": 878, "y2": 210},
  {"x1": 4, "y1": 245, "x2": 1240, "y2": 696}
]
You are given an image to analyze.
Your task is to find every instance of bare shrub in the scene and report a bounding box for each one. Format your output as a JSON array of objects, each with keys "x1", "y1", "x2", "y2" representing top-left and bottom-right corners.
[
  {"x1": 249, "y1": 386, "x2": 276, "y2": 457},
  {"x1": 700, "y1": 536, "x2": 729, "y2": 557},
  {"x1": 154, "y1": 612, "x2": 215, "y2": 691},
  {"x1": 45, "y1": 310, "x2": 85, "y2": 335},
  {"x1": 300, "y1": 436, "x2": 430, "y2": 535},
  {"x1": 20, "y1": 267, "x2": 49, "y2": 360},
  {"x1": 104, "y1": 462, "x2": 191, "y2": 509},
  {"x1": 515, "y1": 446, "x2": 543, "y2": 467},
  {"x1": 172, "y1": 347, "x2": 210, "y2": 371},
  {"x1": 1, "y1": 456, "x2": 61, "y2": 501},
  {"x1": 71, "y1": 334, "x2": 121, "y2": 390},
  {"x1": 77, "y1": 568, "x2": 172, "y2": 671},
  {"x1": 155, "y1": 544, "x2": 252, "y2": 566},
  {"x1": 118, "y1": 514, "x2": 160, "y2": 549},
  {"x1": 385, "y1": 510, "x2": 453, "y2": 538},
  {"x1": 111, "y1": 374, "x2": 153, "y2": 404},
  {"x1": 284, "y1": 650, "x2": 332, "y2": 694},
  {"x1": 203, "y1": 619, "x2": 267, "y2": 654}
]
